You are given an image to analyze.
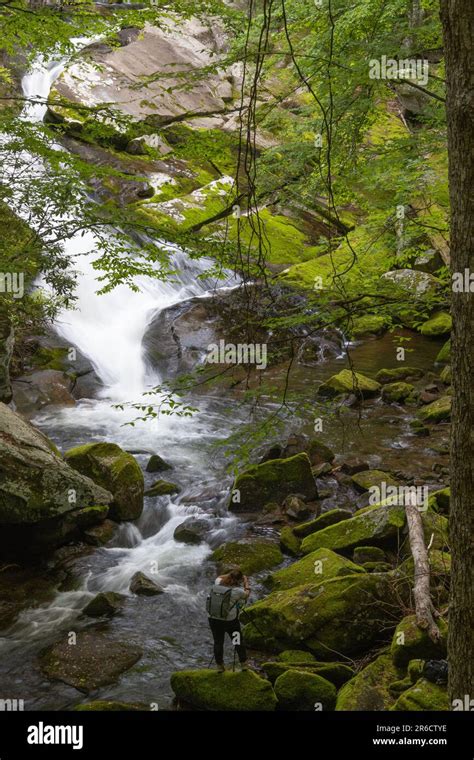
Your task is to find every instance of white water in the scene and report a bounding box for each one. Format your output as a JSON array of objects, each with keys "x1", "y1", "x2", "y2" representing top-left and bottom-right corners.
[{"x1": 1, "y1": 46, "x2": 241, "y2": 652}]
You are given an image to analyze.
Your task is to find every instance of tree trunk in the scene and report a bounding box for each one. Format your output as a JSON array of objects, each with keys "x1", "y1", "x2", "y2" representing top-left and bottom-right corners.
[{"x1": 439, "y1": 0, "x2": 474, "y2": 704}]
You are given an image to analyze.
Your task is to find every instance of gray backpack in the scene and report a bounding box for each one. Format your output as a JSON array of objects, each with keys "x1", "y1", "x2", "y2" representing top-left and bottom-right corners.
[{"x1": 206, "y1": 584, "x2": 235, "y2": 620}]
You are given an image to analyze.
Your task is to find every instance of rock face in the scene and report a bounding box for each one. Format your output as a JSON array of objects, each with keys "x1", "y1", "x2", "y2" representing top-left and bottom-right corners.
[
  {"x1": 40, "y1": 631, "x2": 142, "y2": 693},
  {"x1": 0, "y1": 403, "x2": 113, "y2": 555},
  {"x1": 230, "y1": 453, "x2": 317, "y2": 512},
  {"x1": 317, "y1": 369, "x2": 381, "y2": 398},
  {"x1": 65, "y1": 442, "x2": 144, "y2": 521},
  {"x1": 170, "y1": 669, "x2": 277, "y2": 711},
  {"x1": 274, "y1": 669, "x2": 337, "y2": 711}
]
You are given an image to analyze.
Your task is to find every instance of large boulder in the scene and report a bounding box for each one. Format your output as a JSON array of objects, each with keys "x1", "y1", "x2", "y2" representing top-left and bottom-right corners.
[
  {"x1": 83, "y1": 592, "x2": 125, "y2": 618},
  {"x1": 65, "y1": 442, "x2": 144, "y2": 520},
  {"x1": 317, "y1": 369, "x2": 381, "y2": 399},
  {"x1": 268, "y1": 548, "x2": 365, "y2": 591},
  {"x1": 336, "y1": 653, "x2": 400, "y2": 711},
  {"x1": 351, "y1": 470, "x2": 399, "y2": 492},
  {"x1": 391, "y1": 679, "x2": 449, "y2": 711},
  {"x1": 293, "y1": 508, "x2": 353, "y2": 538},
  {"x1": 170, "y1": 669, "x2": 277, "y2": 711},
  {"x1": 417, "y1": 396, "x2": 451, "y2": 423},
  {"x1": 0, "y1": 403, "x2": 112, "y2": 555},
  {"x1": 419, "y1": 311, "x2": 452, "y2": 337},
  {"x1": 390, "y1": 615, "x2": 448, "y2": 668},
  {"x1": 173, "y1": 517, "x2": 209, "y2": 544},
  {"x1": 130, "y1": 572, "x2": 164, "y2": 596},
  {"x1": 243, "y1": 572, "x2": 401, "y2": 658},
  {"x1": 274, "y1": 669, "x2": 337, "y2": 711},
  {"x1": 229, "y1": 453, "x2": 317, "y2": 512},
  {"x1": 381, "y1": 382, "x2": 415, "y2": 403},
  {"x1": 375, "y1": 366, "x2": 424, "y2": 383},
  {"x1": 211, "y1": 541, "x2": 283, "y2": 575},
  {"x1": 380, "y1": 269, "x2": 440, "y2": 296},
  {"x1": 300, "y1": 503, "x2": 406, "y2": 555},
  {"x1": 263, "y1": 660, "x2": 354, "y2": 688}
]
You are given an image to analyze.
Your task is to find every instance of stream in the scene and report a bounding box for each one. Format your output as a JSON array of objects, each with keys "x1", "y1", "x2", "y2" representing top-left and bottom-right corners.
[{"x1": 0, "y1": 47, "x2": 449, "y2": 711}]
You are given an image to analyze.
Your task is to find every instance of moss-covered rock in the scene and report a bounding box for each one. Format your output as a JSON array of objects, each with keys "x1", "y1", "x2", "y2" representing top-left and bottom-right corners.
[
  {"x1": 336, "y1": 653, "x2": 400, "y2": 711},
  {"x1": 74, "y1": 504, "x2": 109, "y2": 529},
  {"x1": 83, "y1": 592, "x2": 125, "y2": 617},
  {"x1": 440, "y1": 365, "x2": 451, "y2": 384},
  {"x1": 382, "y1": 382, "x2": 415, "y2": 403},
  {"x1": 353, "y1": 546, "x2": 386, "y2": 564},
  {"x1": 83, "y1": 519, "x2": 117, "y2": 546},
  {"x1": 145, "y1": 454, "x2": 172, "y2": 473},
  {"x1": 420, "y1": 311, "x2": 452, "y2": 337},
  {"x1": 130, "y1": 571, "x2": 164, "y2": 596},
  {"x1": 244, "y1": 572, "x2": 399, "y2": 658},
  {"x1": 74, "y1": 701, "x2": 147, "y2": 711},
  {"x1": 349, "y1": 315, "x2": 389, "y2": 339},
  {"x1": 363, "y1": 561, "x2": 393, "y2": 573},
  {"x1": 417, "y1": 396, "x2": 451, "y2": 423},
  {"x1": 277, "y1": 650, "x2": 317, "y2": 664},
  {"x1": 269, "y1": 548, "x2": 365, "y2": 591},
  {"x1": 145, "y1": 479, "x2": 181, "y2": 496},
  {"x1": 230, "y1": 453, "x2": 317, "y2": 512},
  {"x1": 274, "y1": 669, "x2": 337, "y2": 710},
  {"x1": 375, "y1": 366, "x2": 424, "y2": 384},
  {"x1": 390, "y1": 615, "x2": 448, "y2": 668},
  {"x1": 264, "y1": 660, "x2": 353, "y2": 688},
  {"x1": 317, "y1": 369, "x2": 381, "y2": 399},
  {"x1": 293, "y1": 508, "x2": 353, "y2": 538},
  {"x1": 391, "y1": 679, "x2": 449, "y2": 711},
  {"x1": 436, "y1": 339, "x2": 451, "y2": 364},
  {"x1": 428, "y1": 488, "x2": 450, "y2": 515},
  {"x1": 301, "y1": 503, "x2": 406, "y2": 555},
  {"x1": 65, "y1": 442, "x2": 143, "y2": 521},
  {"x1": 351, "y1": 470, "x2": 399, "y2": 492},
  {"x1": 170, "y1": 669, "x2": 277, "y2": 711},
  {"x1": 211, "y1": 541, "x2": 283, "y2": 575},
  {"x1": 408, "y1": 658, "x2": 425, "y2": 683},
  {"x1": 279, "y1": 526, "x2": 302, "y2": 556}
]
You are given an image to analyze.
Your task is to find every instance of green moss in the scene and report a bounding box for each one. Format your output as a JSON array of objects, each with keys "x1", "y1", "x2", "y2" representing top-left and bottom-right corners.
[
  {"x1": 279, "y1": 526, "x2": 302, "y2": 556},
  {"x1": 382, "y1": 381, "x2": 415, "y2": 403},
  {"x1": 336, "y1": 653, "x2": 400, "y2": 711},
  {"x1": 408, "y1": 659, "x2": 425, "y2": 683},
  {"x1": 274, "y1": 669, "x2": 337, "y2": 711},
  {"x1": 277, "y1": 650, "x2": 317, "y2": 664},
  {"x1": 351, "y1": 470, "x2": 399, "y2": 492},
  {"x1": 74, "y1": 701, "x2": 147, "y2": 711},
  {"x1": 75, "y1": 504, "x2": 109, "y2": 529},
  {"x1": 31, "y1": 346, "x2": 71, "y2": 372},
  {"x1": 417, "y1": 396, "x2": 451, "y2": 422},
  {"x1": 317, "y1": 369, "x2": 381, "y2": 398},
  {"x1": 436, "y1": 339, "x2": 451, "y2": 364},
  {"x1": 170, "y1": 669, "x2": 277, "y2": 711},
  {"x1": 211, "y1": 540, "x2": 283, "y2": 575},
  {"x1": 440, "y1": 365, "x2": 451, "y2": 384},
  {"x1": 428, "y1": 488, "x2": 450, "y2": 515},
  {"x1": 353, "y1": 546, "x2": 386, "y2": 564},
  {"x1": 231, "y1": 453, "x2": 317, "y2": 512},
  {"x1": 390, "y1": 615, "x2": 448, "y2": 668},
  {"x1": 269, "y1": 547, "x2": 365, "y2": 591},
  {"x1": 391, "y1": 679, "x2": 449, "y2": 711},
  {"x1": 375, "y1": 366, "x2": 424, "y2": 383},
  {"x1": 293, "y1": 509, "x2": 352, "y2": 538},
  {"x1": 264, "y1": 660, "x2": 353, "y2": 688},
  {"x1": 144, "y1": 479, "x2": 180, "y2": 496},
  {"x1": 300, "y1": 503, "x2": 406, "y2": 555},
  {"x1": 349, "y1": 314, "x2": 390, "y2": 339},
  {"x1": 419, "y1": 311, "x2": 452, "y2": 337}
]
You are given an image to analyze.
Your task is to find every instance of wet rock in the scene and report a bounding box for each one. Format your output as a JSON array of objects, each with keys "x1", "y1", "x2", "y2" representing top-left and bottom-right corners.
[
  {"x1": 145, "y1": 454, "x2": 172, "y2": 473},
  {"x1": 293, "y1": 508, "x2": 353, "y2": 538},
  {"x1": 211, "y1": 540, "x2": 283, "y2": 575},
  {"x1": 173, "y1": 517, "x2": 208, "y2": 544},
  {"x1": 340, "y1": 457, "x2": 370, "y2": 475},
  {"x1": 317, "y1": 369, "x2": 381, "y2": 399},
  {"x1": 74, "y1": 700, "x2": 148, "y2": 711},
  {"x1": 40, "y1": 631, "x2": 142, "y2": 693},
  {"x1": 419, "y1": 311, "x2": 452, "y2": 337},
  {"x1": 83, "y1": 591, "x2": 125, "y2": 617},
  {"x1": 274, "y1": 669, "x2": 337, "y2": 711},
  {"x1": 382, "y1": 382, "x2": 415, "y2": 403},
  {"x1": 83, "y1": 519, "x2": 117, "y2": 546},
  {"x1": 351, "y1": 469, "x2": 399, "y2": 492},
  {"x1": 171, "y1": 669, "x2": 277, "y2": 711},
  {"x1": 417, "y1": 396, "x2": 451, "y2": 423},
  {"x1": 268, "y1": 547, "x2": 365, "y2": 591},
  {"x1": 375, "y1": 366, "x2": 424, "y2": 384},
  {"x1": 145, "y1": 479, "x2": 181, "y2": 496},
  {"x1": 130, "y1": 571, "x2": 164, "y2": 596},
  {"x1": 282, "y1": 494, "x2": 311, "y2": 521},
  {"x1": 419, "y1": 388, "x2": 440, "y2": 404},
  {"x1": 230, "y1": 453, "x2": 317, "y2": 513},
  {"x1": 336, "y1": 653, "x2": 399, "y2": 711},
  {"x1": 12, "y1": 370, "x2": 76, "y2": 416},
  {"x1": 65, "y1": 442, "x2": 144, "y2": 521}
]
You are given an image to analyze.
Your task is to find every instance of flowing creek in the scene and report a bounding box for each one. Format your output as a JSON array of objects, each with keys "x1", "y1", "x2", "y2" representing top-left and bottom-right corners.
[{"x1": 0, "y1": 50, "x2": 449, "y2": 710}]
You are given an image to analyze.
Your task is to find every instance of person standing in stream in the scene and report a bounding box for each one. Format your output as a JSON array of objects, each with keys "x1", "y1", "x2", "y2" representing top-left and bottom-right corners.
[{"x1": 206, "y1": 567, "x2": 250, "y2": 672}]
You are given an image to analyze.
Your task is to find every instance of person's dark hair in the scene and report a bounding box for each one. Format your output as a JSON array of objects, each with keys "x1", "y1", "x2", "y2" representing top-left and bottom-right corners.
[{"x1": 219, "y1": 567, "x2": 243, "y2": 586}]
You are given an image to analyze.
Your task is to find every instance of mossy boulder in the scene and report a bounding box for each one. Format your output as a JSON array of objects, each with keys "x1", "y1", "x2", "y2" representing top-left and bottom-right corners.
[
  {"x1": 40, "y1": 631, "x2": 142, "y2": 693},
  {"x1": 145, "y1": 454, "x2": 172, "y2": 473},
  {"x1": 317, "y1": 369, "x2": 381, "y2": 399},
  {"x1": 301, "y1": 503, "x2": 406, "y2": 555},
  {"x1": 293, "y1": 508, "x2": 353, "y2": 538},
  {"x1": 145, "y1": 479, "x2": 180, "y2": 496},
  {"x1": 353, "y1": 546, "x2": 386, "y2": 564},
  {"x1": 83, "y1": 592, "x2": 125, "y2": 618},
  {"x1": 436, "y1": 339, "x2": 451, "y2": 364},
  {"x1": 336, "y1": 653, "x2": 400, "y2": 711},
  {"x1": 264, "y1": 660, "x2": 353, "y2": 688},
  {"x1": 382, "y1": 382, "x2": 415, "y2": 403},
  {"x1": 390, "y1": 615, "x2": 448, "y2": 668},
  {"x1": 274, "y1": 669, "x2": 337, "y2": 710},
  {"x1": 349, "y1": 315, "x2": 389, "y2": 339},
  {"x1": 417, "y1": 396, "x2": 451, "y2": 423},
  {"x1": 408, "y1": 658, "x2": 425, "y2": 683},
  {"x1": 65, "y1": 442, "x2": 143, "y2": 521},
  {"x1": 170, "y1": 669, "x2": 277, "y2": 711},
  {"x1": 74, "y1": 504, "x2": 109, "y2": 529},
  {"x1": 230, "y1": 453, "x2": 317, "y2": 512},
  {"x1": 75, "y1": 701, "x2": 147, "y2": 711},
  {"x1": 391, "y1": 679, "x2": 449, "y2": 711},
  {"x1": 268, "y1": 548, "x2": 365, "y2": 591},
  {"x1": 130, "y1": 571, "x2": 164, "y2": 596},
  {"x1": 244, "y1": 572, "x2": 400, "y2": 658},
  {"x1": 351, "y1": 469, "x2": 399, "y2": 492},
  {"x1": 363, "y1": 561, "x2": 393, "y2": 573},
  {"x1": 279, "y1": 526, "x2": 302, "y2": 556},
  {"x1": 211, "y1": 541, "x2": 283, "y2": 575},
  {"x1": 307, "y1": 439, "x2": 335, "y2": 465},
  {"x1": 277, "y1": 650, "x2": 317, "y2": 664},
  {"x1": 375, "y1": 366, "x2": 424, "y2": 384},
  {"x1": 420, "y1": 311, "x2": 452, "y2": 337}
]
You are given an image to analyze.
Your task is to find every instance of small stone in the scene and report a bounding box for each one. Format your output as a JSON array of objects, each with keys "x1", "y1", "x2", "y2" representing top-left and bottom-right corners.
[
  {"x1": 130, "y1": 572, "x2": 164, "y2": 596},
  {"x1": 83, "y1": 592, "x2": 125, "y2": 617}
]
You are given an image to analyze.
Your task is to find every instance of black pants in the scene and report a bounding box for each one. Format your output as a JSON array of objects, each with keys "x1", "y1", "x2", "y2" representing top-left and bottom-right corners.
[{"x1": 208, "y1": 616, "x2": 247, "y2": 665}]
